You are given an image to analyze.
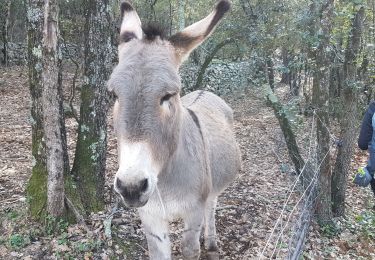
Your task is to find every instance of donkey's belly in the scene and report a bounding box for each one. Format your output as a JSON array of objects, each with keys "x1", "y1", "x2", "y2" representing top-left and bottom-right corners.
[
  {"x1": 208, "y1": 129, "x2": 240, "y2": 193},
  {"x1": 182, "y1": 90, "x2": 241, "y2": 194}
]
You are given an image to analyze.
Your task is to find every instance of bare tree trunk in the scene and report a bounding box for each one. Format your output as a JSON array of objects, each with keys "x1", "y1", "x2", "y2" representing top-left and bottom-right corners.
[
  {"x1": 25, "y1": 0, "x2": 47, "y2": 219},
  {"x1": 71, "y1": 0, "x2": 114, "y2": 214},
  {"x1": 169, "y1": 0, "x2": 173, "y2": 35},
  {"x1": 42, "y1": 0, "x2": 67, "y2": 217},
  {"x1": 311, "y1": 0, "x2": 334, "y2": 226},
  {"x1": 265, "y1": 85, "x2": 316, "y2": 191},
  {"x1": 2, "y1": 0, "x2": 11, "y2": 66},
  {"x1": 177, "y1": 0, "x2": 185, "y2": 31},
  {"x1": 265, "y1": 87, "x2": 305, "y2": 175},
  {"x1": 332, "y1": 6, "x2": 365, "y2": 217},
  {"x1": 266, "y1": 56, "x2": 275, "y2": 91},
  {"x1": 280, "y1": 47, "x2": 290, "y2": 84}
]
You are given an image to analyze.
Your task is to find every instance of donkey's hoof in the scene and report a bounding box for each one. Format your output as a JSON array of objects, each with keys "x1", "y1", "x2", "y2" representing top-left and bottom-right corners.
[
  {"x1": 183, "y1": 255, "x2": 200, "y2": 260},
  {"x1": 182, "y1": 249, "x2": 200, "y2": 260},
  {"x1": 206, "y1": 250, "x2": 219, "y2": 260}
]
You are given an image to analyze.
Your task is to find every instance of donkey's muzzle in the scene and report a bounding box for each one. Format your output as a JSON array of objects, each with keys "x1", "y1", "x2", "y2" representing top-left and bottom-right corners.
[{"x1": 115, "y1": 178, "x2": 149, "y2": 207}]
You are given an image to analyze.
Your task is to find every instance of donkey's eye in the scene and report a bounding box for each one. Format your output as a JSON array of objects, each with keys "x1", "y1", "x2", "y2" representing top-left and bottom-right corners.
[{"x1": 160, "y1": 93, "x2": 176, "y2": 105}]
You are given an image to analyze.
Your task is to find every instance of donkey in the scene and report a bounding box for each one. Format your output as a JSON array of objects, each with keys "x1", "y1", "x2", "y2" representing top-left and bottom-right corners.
[{"x1": 108, "y1": 1, "x2": 241, "y2": 259}]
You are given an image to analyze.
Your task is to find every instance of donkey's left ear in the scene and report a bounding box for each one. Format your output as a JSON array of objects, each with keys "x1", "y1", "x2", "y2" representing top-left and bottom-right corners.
[{"x1": 169, "y1": 0, "x2": 230, "y2": 65}]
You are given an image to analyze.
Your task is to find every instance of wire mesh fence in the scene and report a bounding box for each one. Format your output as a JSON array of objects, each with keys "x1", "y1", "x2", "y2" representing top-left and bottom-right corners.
[{"x1": 255, "y1": 111, "x2": 339, "y2": 259}]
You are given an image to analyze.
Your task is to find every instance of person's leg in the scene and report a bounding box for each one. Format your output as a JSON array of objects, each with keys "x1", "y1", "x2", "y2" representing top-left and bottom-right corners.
[
  {"x1": 368, "y1": 145, "x2": 375, "y2": 208},
  {"x1": 368, "y1": 145, "x2": 375, "y2": 174},
  {"x1": 371, "y1": 178, "x2": 375, "y2": 197}
]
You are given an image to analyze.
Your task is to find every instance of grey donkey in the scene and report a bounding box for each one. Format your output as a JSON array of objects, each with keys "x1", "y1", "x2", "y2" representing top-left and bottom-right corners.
[{"x1": 108, "y1": 1, "x2": 241, "y2": 259}]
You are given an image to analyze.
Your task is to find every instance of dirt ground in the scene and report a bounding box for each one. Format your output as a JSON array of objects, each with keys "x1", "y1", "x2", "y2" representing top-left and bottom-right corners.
[{"x1": 1, "y1": 66, "x2": 375, "y2": 259}]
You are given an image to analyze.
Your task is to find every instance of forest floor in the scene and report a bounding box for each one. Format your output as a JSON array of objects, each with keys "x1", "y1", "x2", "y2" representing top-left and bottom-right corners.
[{"x1": 1, "y1": 66, "x2": 375, "y2": 260}]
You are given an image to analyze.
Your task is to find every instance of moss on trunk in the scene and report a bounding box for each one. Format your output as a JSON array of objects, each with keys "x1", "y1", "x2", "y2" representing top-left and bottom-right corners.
[
  {"x1": 70, "y1": 0, "x2": 114, "y2": 214},
  {"x1": 27, "y1": 162, "x2": 47, "y2": 219},
  {"x1": 72, "y1": 129, "x2": 106, "y2": 213}
]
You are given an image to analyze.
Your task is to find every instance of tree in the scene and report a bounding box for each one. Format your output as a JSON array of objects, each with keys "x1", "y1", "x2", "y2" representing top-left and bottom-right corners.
[
  {"x1": 70, "y1": 0, "x2": 114, "y2": 214},
  {"x1": 332, "y1": 6, "x2": 365, "y2": 217},
  {"x1": 26, "y1": 0, "x2": 114, "y2": 220},
  {"x1": 42, "y1": 0, "x2": 69, "y2": 217},
  {"x1": 2, "y1": 0, "x2": 11, "y2": 66},
  {"x1": 25, "y1": 0, "x2": 48, "y2": 219},
  {"x1": 310, "y1": 0, "x2": 334, "y2": 226},
  {"x1": 177, "y1": 0, "x2": 185, "y2": 30},
  {"x1": 25, "y1": 0, "x2": 82, "y2": 220},
  {"x1": 193, "y1": 38, "x2": 234, "y2": 90}
]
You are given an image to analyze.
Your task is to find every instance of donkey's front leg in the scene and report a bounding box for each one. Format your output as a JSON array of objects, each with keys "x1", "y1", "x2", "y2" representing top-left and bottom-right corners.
[
  {"x1": 181, "y1": 207, "x2": 205, "y2": 260},
  {"x1": 139, "y1": 210, "x2": 171, "y2": 260},
  {"x1": 204, "y1": 197, "x2": 219, "y2": 260}
]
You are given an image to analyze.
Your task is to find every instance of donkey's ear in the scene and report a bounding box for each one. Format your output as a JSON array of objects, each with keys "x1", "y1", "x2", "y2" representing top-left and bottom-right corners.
[
  {"x1": 169, "y1": 0, "x2": 230, "y2": 65},
  {"x1": 119, "y1": 1, "x2": 143, "y2": 45}
]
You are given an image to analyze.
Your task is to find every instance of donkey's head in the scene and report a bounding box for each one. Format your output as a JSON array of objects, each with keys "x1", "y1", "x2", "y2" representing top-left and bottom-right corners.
[{"x1": 109, "y1": 0, "x2": 230, "y2": 208}]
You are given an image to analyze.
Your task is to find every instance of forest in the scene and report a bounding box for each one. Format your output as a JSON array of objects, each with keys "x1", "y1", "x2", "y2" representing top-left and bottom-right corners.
[{"x1": 1, "y1": 0, "x2": 375, "y2": 259}]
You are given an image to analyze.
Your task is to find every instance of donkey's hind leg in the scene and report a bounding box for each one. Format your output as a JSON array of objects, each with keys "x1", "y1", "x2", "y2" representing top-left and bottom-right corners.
[
  {"x1": 181, "y1": 205, "x2": 205, "y2": 260},
  {"x1": 204, "y1": 197, "x2": 219, "y2": 260}
]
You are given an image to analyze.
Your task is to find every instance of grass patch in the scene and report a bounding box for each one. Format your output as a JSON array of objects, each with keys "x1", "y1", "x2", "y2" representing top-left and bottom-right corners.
[
  {"x1": 355, "y1": 211, "x2": 375, "y2": 239},
  {"x1": 9, "y1": 233, "x2": 30, "y2": 250},
  {"x1": 6, "y1": 210, "x2": 19, "y2": 220},
  {"x1": 44, "y1": 215, "x2": 69, "y2": 235},
  {"x1": 73, "y1": 239, "x2": 102, "y2": 254},
  {"x1": 320, "y1": 222, "x2": 340, "y2": 238}
]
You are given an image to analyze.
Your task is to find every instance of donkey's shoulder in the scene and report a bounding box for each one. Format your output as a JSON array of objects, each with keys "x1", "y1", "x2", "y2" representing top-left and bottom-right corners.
[{"x1": 181, "y1": 90, "x2": 233, "y2": 124}]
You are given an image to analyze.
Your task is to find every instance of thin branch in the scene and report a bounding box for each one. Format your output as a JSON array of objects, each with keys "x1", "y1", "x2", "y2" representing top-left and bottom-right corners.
[{"x1": 61, "y1": 35, "x2": 80, "y2": 122}]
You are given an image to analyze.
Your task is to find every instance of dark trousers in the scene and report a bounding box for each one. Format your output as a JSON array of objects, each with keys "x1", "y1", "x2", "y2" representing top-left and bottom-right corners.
[{"x1": 371, "y1": 178, "x2": 375, "y2": 196}]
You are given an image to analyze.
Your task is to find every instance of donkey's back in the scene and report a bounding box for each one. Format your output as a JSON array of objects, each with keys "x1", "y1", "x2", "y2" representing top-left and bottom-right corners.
[{"x1": 182, "y1": 90, "x2": 241, "y2": 194}]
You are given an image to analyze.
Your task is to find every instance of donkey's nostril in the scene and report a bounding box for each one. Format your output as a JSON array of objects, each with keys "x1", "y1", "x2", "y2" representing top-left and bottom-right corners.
[
  {"x1": 140, "y1": 178, "x2": 148, "y2": 192},
  {"x1": 114, "y1": 177, "x2": 149, "y2": 204}
]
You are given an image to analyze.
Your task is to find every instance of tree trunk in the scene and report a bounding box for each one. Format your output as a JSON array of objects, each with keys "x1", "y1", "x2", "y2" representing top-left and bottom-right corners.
[
  {"x1": 25, "y1": 0, "x2": 48, "y2": 219},
  {"x1": 265, "y1": 86, "x2": 305, "y2": 175},
  {"x1": 71, "y1": 0, "x2": 114, "y2": 214},
  {"x1": 280, "y1": 47, "x2": 290, "y2": 84},
  {"x1": 42, "y1": 0, "x2": 68, "y2": 217},
  {"x1": 266, "y1": 56, "x2": 275, "y2": 90},
  {"x1": 332, "y1": 6, "x2": 365, "y2": 217},
  {"x1": 311, "y1": 0, "x2": 334, "y2": 226},
  {"x1": 265, "y1": 84, "x2": 316, "y2": 190},
  {"x1": 2, "y1": 0, "x2": 11, "y2": 66},
  {"x1": 329, "y1": 36, "x2": 344, "y2": 100},
  {"x1": 290, "y1": 71, "x2": 299, "y2": 96},
  {"x1": 193, "y1": 38, "x2": 233, "y2": 90},
  {"x1": 177, "y1": 0, "x2": 185, "y2": 31}
]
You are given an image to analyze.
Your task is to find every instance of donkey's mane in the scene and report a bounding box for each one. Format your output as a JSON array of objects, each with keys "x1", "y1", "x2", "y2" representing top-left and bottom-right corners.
[{"x1": 142, "y1": 24, "x2": 166, "y2": 41}]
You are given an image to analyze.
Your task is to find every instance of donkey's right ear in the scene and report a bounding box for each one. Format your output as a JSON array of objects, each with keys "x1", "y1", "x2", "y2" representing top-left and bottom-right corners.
[
  {"x1": 169, "y1": 0, "x2": 230, "y2": 65},
  {"x1": 119, "y1": 1, "x2": 143, "y2": 46}
]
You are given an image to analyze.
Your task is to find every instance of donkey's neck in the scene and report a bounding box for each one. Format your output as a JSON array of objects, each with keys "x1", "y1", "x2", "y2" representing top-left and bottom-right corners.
[
  {"x1": 156, "y1": 106, "x2": 210, "y2": 200},
  {"x1": 175, "y1": 107, "x2": 206, "y2": 168},
  {"x1": 142, "y1": 105, "x2": 213, "y2": 219}
]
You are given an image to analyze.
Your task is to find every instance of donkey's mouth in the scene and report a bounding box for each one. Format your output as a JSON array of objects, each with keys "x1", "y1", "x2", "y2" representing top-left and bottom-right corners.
[{"x1": 119, "y1": 196, "x2": 149, "y2": 208}]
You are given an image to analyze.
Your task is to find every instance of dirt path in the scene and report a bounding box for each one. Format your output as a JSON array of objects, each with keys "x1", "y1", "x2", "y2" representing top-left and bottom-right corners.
[
  {"x1": 1, "y1": 66, "x2": 375, "y2": 259},
  {"x1": 0, "y1": 67, "x2": 31, "y2": 206}
]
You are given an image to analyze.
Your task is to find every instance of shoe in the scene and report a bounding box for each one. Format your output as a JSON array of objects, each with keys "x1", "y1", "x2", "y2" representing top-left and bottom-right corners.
[{"x1": 353, "y1": 167, "x2": 373, "y2": 187}]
